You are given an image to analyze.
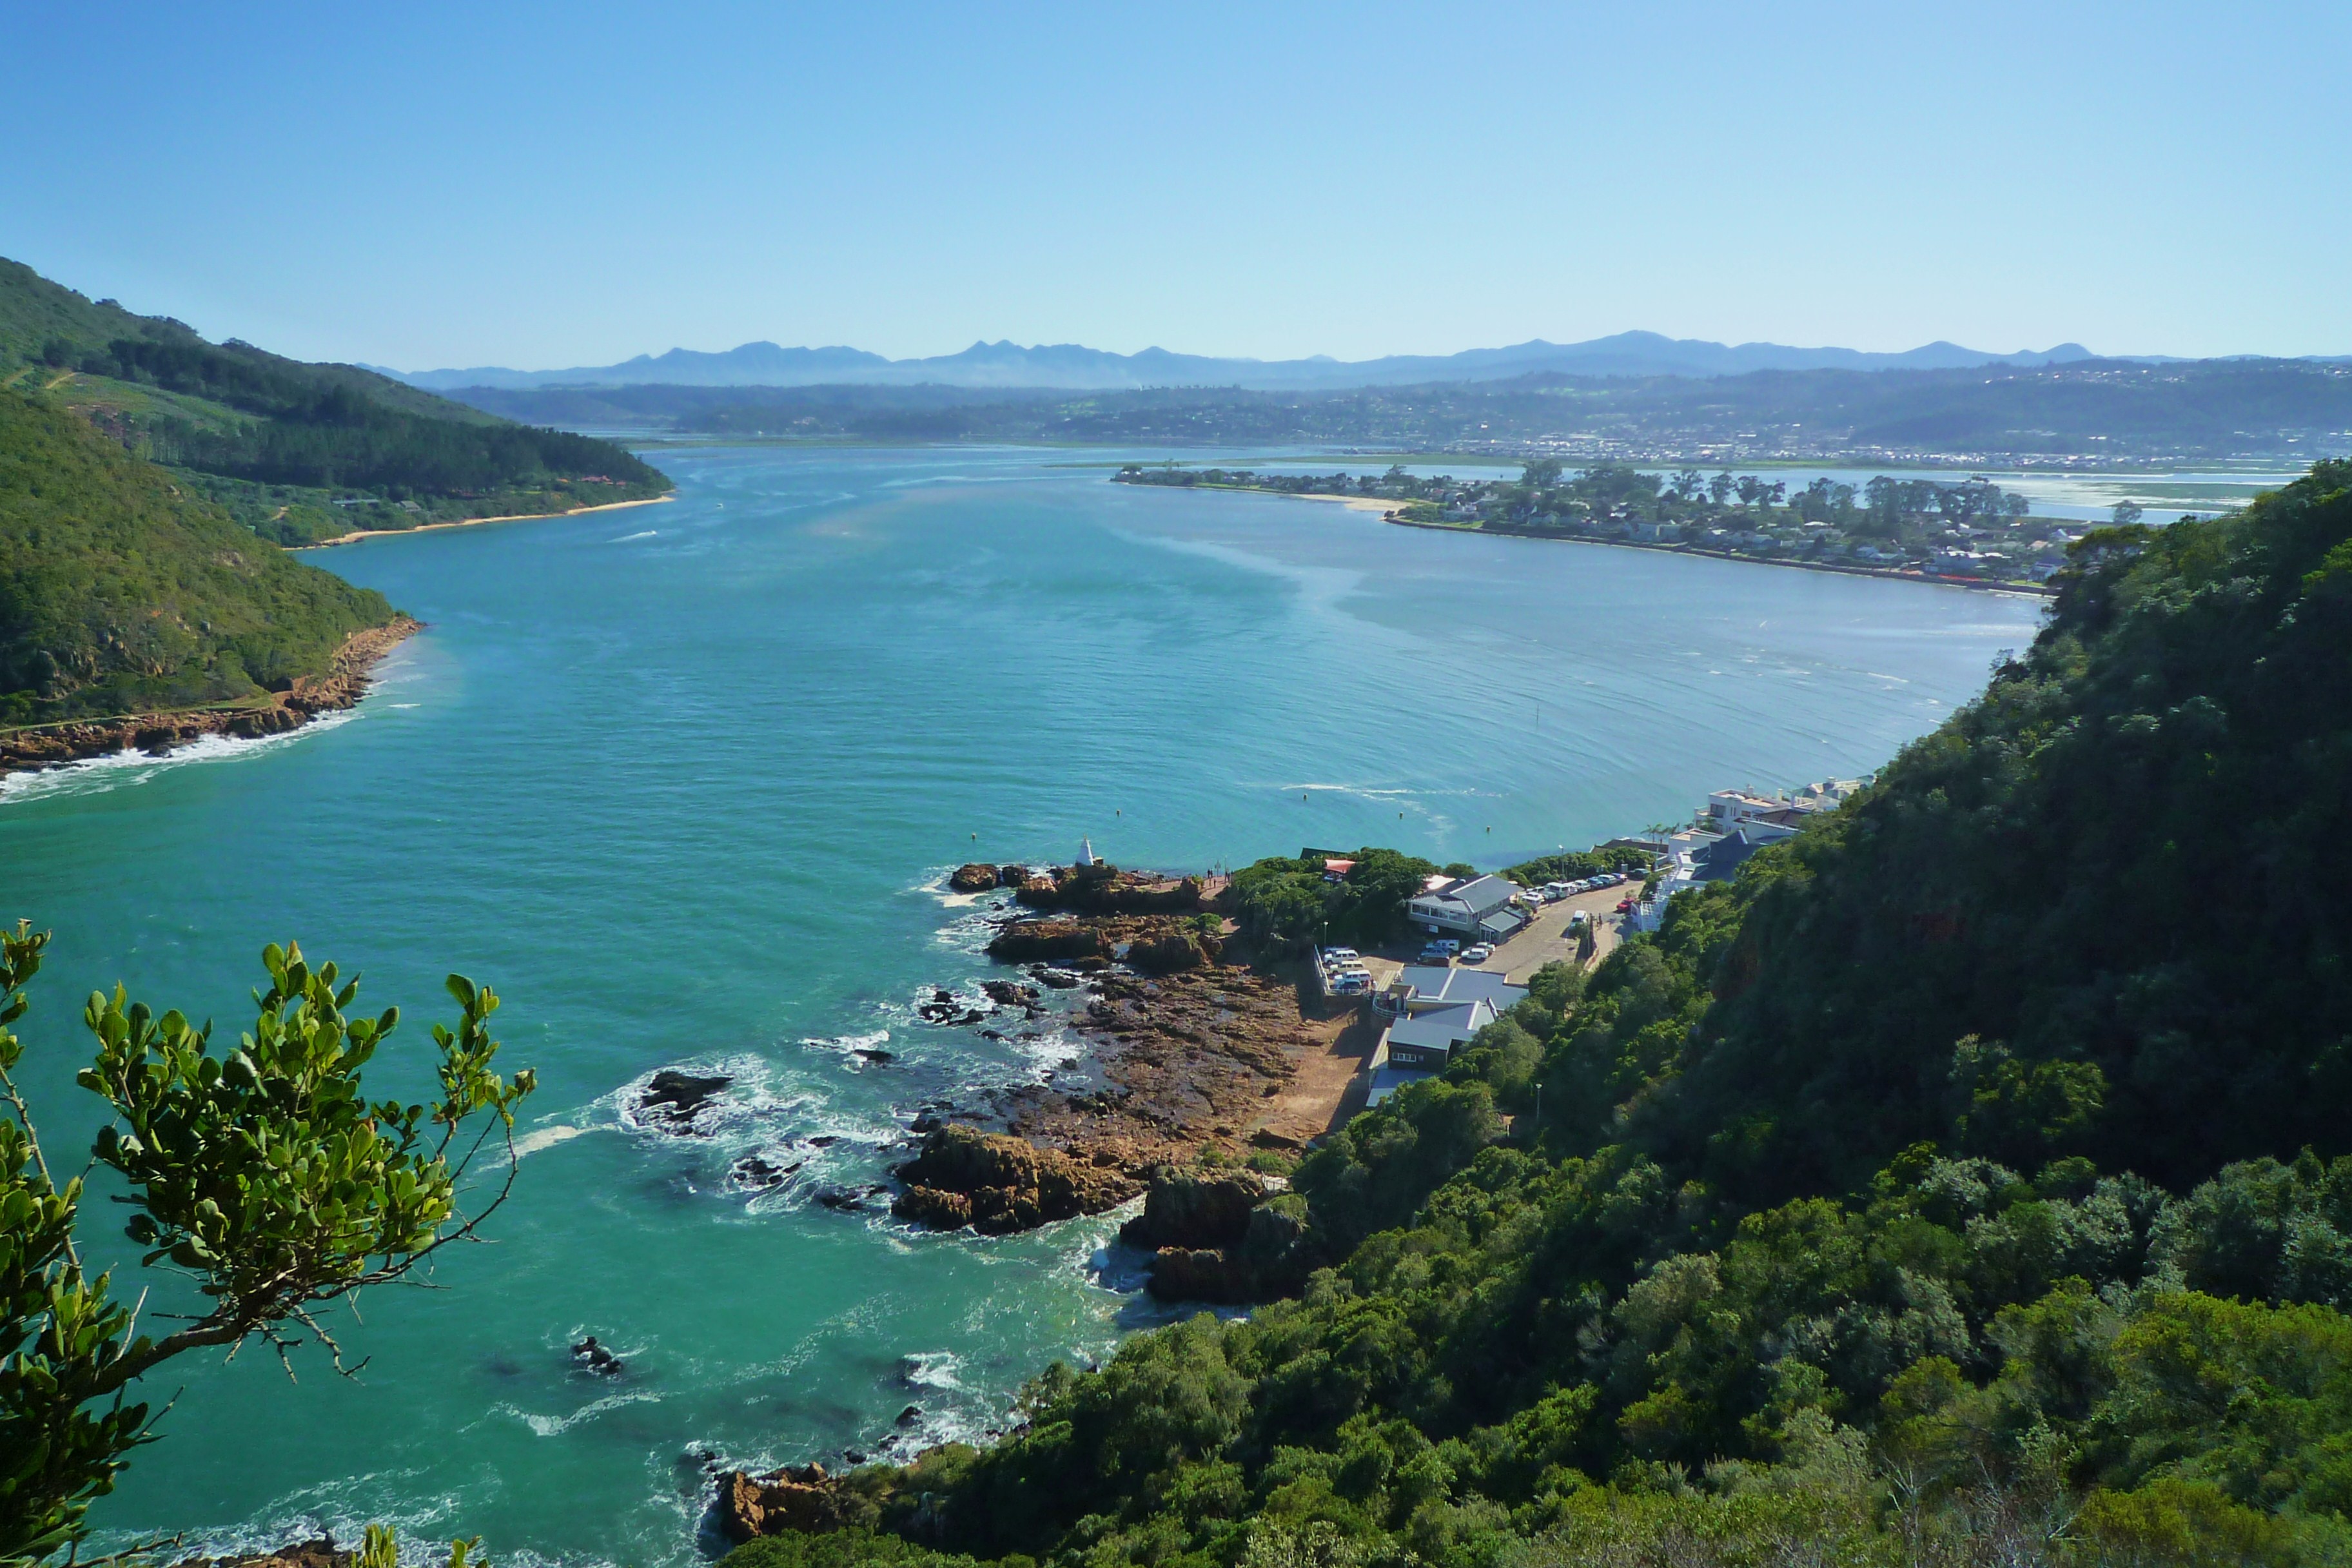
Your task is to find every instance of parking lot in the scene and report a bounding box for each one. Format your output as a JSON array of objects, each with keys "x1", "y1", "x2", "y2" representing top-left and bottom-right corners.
[
  {"x1": 1465, "y1": 879, "x2": 1634, "y2": 983},
  {"x1": 1314, "y1": 875, "x2": 1639, "y2": 998}
]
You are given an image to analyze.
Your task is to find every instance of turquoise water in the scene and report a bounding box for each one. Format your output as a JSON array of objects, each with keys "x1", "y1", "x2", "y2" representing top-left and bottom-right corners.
[{"x1": 0, "y1": 446, "x2": 2039, "y2": 1566}]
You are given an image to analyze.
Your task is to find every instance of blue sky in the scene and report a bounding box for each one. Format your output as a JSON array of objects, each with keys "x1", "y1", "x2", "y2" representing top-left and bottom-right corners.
[{"x1": 5, "y1": 1, "x2": 2346, "y2": 369}]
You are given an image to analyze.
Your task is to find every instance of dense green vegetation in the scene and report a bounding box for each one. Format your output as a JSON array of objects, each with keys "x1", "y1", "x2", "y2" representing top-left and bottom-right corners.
[
  {"x1": 448, "y1": 360, "x2": 2352, "y2": 464},
  {"x1": 0, "y1": 925, "x2": 534, "y2": 1565},
  {"x1": 720, "y1": 464, "x2": 2352, "y2": 1567},
  {"x1": 0, "y1": 256, "x2": 669, "y2": 541},
  {"x1": 0, "y1": 390, "x2": 394, "y2": 723},
  {"x1": 1226, "y1": 849, "x2": 1446, "y2": 955}
]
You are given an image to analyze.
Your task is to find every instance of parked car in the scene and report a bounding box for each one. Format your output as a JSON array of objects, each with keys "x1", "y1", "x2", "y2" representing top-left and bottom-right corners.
[
  {"x1": 1324, "y1": 947, "x2": 1359, "y2": 963},
  {"x1": 1418, "y1": 945, "x2": 1453, "y2": 963},
  {"x1": 1462, "y1": 943, "x2": 1494, "y2": 963},
  {"x1": 1616, "y1": 899, "x2": 1635, "y2": 913}
]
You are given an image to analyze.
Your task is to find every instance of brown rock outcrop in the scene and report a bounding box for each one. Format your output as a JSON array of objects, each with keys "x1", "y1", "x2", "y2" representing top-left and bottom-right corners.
[
  {"x1": 1119, "y1": 1167, "x2": 1264, "y2": 1250},
  {"x1": 1015, "y1": 865, "x2": 1207, "y2": 915},
  {"x1": 1123, "y1": 927, "x2": 1221, "y2": 975},
  {"x1": 716, "y1": 1462, "x2": 867, "y2": 1542},
  {"x1": 985, "y1": 921, "x2": 1110, "y2": 963},
  {"x1": 892, "y1": 1124, "x2": 1137, "y2": 1234},
  {"x1": 949, "y1": 863, "x2": 1001, "y2": 892}
]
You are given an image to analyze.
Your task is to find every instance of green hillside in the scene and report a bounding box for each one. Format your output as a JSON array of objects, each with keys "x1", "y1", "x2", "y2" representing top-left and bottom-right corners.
[
  {"x1": 732, "y1": 465, "x2": 2352, "y2": 1567},
  {"x1": 0, "y1": 256, "x2": 669, "y2": 544},
  {"x1": 0, "y1": 389, "x2": 393, "y2": 724}
]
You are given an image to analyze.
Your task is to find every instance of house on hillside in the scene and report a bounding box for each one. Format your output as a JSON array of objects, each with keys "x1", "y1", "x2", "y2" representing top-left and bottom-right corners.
[
  {"x1": 1378, "y1": 965, "x2": 1529, "y2": 1018},
  {"x1": 1406, "y1": 874, "x2": 1530, "y2": 944},
  {"x1": 1367, "y1": 996, "x2": 1505, "y2": 1105}
]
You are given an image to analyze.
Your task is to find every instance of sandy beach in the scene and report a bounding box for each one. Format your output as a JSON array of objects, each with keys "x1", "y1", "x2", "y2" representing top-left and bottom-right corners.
[
  {"x1": 309, "y1": 492, "x2": 672, "y2": 547},
  {"x1": 1286, "y1": 491, "x2": 1398, "y2": 514}
]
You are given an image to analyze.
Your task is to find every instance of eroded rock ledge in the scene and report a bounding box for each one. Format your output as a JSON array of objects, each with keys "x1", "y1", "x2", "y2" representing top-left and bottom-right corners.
[
  {"x1": 890, "y1": 1122, "x2": 1137, "y2": 1233},
  {"x1": 0, "y1": 616, "x2": 422, "y2": 775}
]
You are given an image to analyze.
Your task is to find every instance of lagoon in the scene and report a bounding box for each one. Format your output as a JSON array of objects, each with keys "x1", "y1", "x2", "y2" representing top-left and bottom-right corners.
[{"x1": 0, "y1": 446, "x2": 2040, "y2": 1567}]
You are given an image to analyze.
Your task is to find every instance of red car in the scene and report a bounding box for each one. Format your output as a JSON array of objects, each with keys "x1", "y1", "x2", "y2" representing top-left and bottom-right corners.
[{"x1": 1615, "y1": 899, "x2": 1634, "y2": 914}]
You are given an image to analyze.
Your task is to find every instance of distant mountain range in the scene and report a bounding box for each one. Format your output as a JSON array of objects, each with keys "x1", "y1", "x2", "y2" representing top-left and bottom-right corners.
[{"x1": 382, "y1": 331, "x2": 2110, "y2": 393}]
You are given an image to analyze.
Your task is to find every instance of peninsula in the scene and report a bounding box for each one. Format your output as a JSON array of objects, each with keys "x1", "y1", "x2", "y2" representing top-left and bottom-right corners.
[{"x1": 1116, "y1": 460, "x2": 2073, "y2": 592}]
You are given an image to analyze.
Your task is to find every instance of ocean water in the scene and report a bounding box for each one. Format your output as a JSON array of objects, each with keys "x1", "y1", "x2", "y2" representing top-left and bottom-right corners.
[{"x1": 0, "y1": 446, "x2": 2040, "y2": 1566}]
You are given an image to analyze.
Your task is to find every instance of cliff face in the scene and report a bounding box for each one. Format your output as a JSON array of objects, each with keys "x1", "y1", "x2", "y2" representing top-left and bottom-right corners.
[{"x1": 1117, "y1": 1168, "x2": 1318, "y2": 1304}]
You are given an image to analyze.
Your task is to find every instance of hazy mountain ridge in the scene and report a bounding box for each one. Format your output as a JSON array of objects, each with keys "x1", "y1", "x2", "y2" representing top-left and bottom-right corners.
[
  {"x1": 445, "y1": 357, "x2": 2352, "y2": 464},
  {"x1": 387, "y1": 329, "x2": 2104, "y2": 393}
]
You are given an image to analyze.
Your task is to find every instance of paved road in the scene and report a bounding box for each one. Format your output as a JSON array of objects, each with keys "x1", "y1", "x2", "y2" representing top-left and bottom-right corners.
[{"x1": 1474, "y1": 881, "x2": 1635, "y2": 983}]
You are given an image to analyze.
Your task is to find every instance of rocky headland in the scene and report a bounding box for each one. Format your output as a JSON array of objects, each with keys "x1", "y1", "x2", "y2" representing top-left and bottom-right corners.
[
  {"x1": 886, "y1": 861, "x2": 1336, "y2": 1244},
  {"x1": 0, "y1": 616, "x2": 422, "y2": 775}
]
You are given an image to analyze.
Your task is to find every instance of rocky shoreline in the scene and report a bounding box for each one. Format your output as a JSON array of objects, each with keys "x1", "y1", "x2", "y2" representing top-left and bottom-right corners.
[
  {"x1": 0, "y1": 616, "x2": 423, "y2": 776},
  {"x1": 883, "y1": 861, "x2": 1333, "y2": 1246},
  {"x1": 650, "y1": 859, "x2": 1365, "y2": 1545}
]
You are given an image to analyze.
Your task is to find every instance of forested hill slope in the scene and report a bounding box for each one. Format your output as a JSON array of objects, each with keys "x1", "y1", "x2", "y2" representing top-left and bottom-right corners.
[
  {"x1": 0, "y1": 257, "x2": 669, "y2": 544},
  {"x1": 1647, "y1": 459, "x2": 2352, "y2": 1198},
  {"x1": 720, "y1": 464, "x2": 2352, "y2": 1568},
  {"x1": 0, "y1": 390, "x2": 393, "y2": 723}
]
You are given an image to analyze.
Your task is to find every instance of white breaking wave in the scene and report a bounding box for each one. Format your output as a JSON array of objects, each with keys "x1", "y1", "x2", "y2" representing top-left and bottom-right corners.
[
  {"x1": 609, "y1": 529, "x2": 659, "y2": 542},
  {"x1": 513, "y1": 1123, "x2": 598, "y2": 1158},
  {"x1": 0, "y1": 710, "x2": 358, "y2": 805},
  {"x1": 499, "y1": 1390, "x2": 662, "y2": 1437}
]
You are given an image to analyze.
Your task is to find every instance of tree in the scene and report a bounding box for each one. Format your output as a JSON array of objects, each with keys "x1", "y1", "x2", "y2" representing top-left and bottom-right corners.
[
  {"x1": 1518, "y1": 458, "x2": 1563, "y2": 491},
  {"x1": 1671, "y1": 469, "x2": 1703, "y2": 501},
  {"x1": 1709, "y1": 471, "x2": 1736, "y2": 507},
  {"x1": 2111, "y1": 500, "x2": 2145, "y2": 526},
  {"x1": 0, "y1": 923, "x2": 535, "y2": 1565}
]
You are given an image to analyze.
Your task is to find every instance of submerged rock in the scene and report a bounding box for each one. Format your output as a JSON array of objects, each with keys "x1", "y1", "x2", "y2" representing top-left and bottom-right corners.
[
  {"x1": 638, "y1": 1070, "x2": 732, "y2": 1129},
  {"x1": 571, "y1": 1335, "x2": 625, "y2": 1375},
  {"x1": 732, "y1": 1154, "x2": 801, "y2": 1190},
  {"x1": 916, "y1": 988, "x2": 987, "y2": 1025}
]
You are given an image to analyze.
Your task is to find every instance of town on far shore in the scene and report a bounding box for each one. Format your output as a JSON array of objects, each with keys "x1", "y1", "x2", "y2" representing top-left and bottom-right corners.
[{"x1": 1115, "y1": 459, "x2": 2167, "y2": 591}]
